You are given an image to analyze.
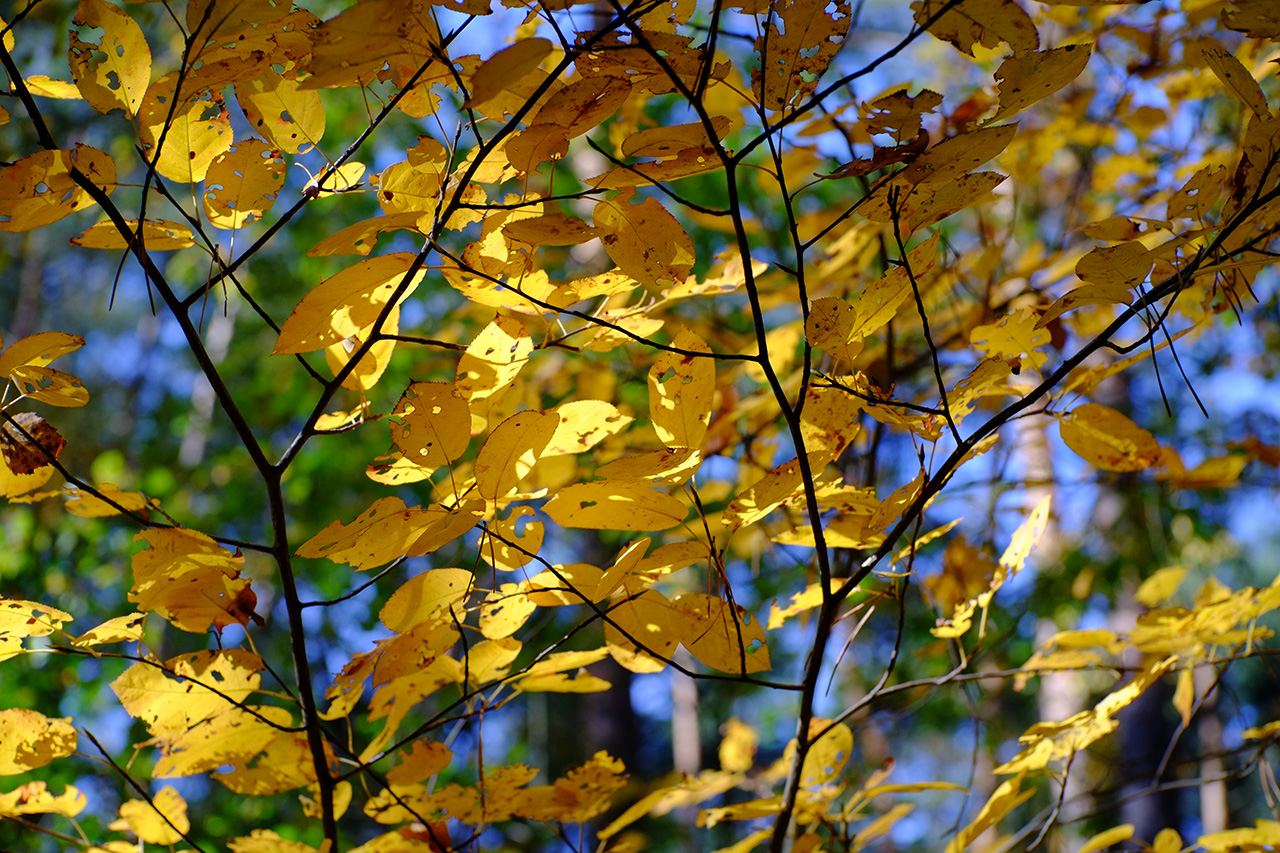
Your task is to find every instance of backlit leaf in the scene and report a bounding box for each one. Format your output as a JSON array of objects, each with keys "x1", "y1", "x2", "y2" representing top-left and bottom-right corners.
[
  {"x1": 474, "y1": 410, "x2": 557, "y2": 500},
  {"x1": 69, "y1": 0, "x2": 151, "y2": 117},
  {"x1": 275, "y1": 253, "x2": 423, "y2": 354},
  {"x1": 989, "y1": 44, "x2": 1092, "y2": 123},
  {"x1": 648, "y1": 328, "x2": 715, "y2": 448},
  {"x1": 672, "y1": 593, "x2": 770, "y2": 674},
  {"x1": 0, "y1": 709, "x2": 77, "y2": 775},
  {"x1": 544, "y1": 481, "x2": 688, "y2": 530},
  {"x1": 1059, "y1": 403, "x2": 1161, "y2": 472},
  {"x1": 202, "y1": 139, "x2": 286, "y2": 230},
  {"x1": 114, "y1": 787, "x2": 189, "y2": 845},
  {"x1": 594, "y1": 188, "x2": 696, "y2": 292},
  {"x1": 0, "y1": 146, "x2": 116, "y2": 232}
]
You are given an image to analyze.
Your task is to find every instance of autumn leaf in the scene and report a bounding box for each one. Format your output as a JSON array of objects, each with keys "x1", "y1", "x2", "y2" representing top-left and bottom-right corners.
[
  {"x1": 0, "y1": 146, "x2": 116, "y2": 232},
  {"x1": 1058, "y1": 403, "x2": 1162, "y2": 472},
  {"x1": 594, "y1": 188, "x2": 696, "y2": 292},
  {"x1": 0, "y1": 708, "x2": 77, "y2": 774},
  {"x1": 275, "y1": 253, "x2": 424, "y2": 354},
  {"x1": 69, "y1": 0, "x2": 151, "y2": 117}
]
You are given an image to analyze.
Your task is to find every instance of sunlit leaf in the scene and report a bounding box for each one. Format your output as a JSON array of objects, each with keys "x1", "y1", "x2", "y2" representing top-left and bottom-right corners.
[
  {"x1": 1059, "y1": 403, "x2": 1161, "y2": 472},
  {"x1": 0, "y1": 708, "x2": 77, "y2": 775},
  {"x1": 69, "y1": 0, "x2": 151, "y2": 117}
]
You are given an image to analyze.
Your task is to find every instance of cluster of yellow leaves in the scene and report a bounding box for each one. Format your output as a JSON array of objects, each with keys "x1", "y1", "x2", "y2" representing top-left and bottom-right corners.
[{"x1": 2, "y1": 0, "x2": 1279, "y2": 849}]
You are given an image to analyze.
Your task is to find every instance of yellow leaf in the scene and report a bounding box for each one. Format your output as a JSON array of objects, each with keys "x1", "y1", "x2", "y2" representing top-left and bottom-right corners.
[
  {"x1": 912, "y1": 0, "x2": 1039, "y2": 57},
  {"x1": 388, "y1": 381, "x2": 472, "y2": 467},
  {"x1": 719, "y1": 718, "x2": 758, "y2": 772},
  {"x1": 324, "y1": 305, "x2": 400, "y2": 392},
  {"x1": 1059, "y1": 403, "x2": 1161, "y2": 472},
  {"x1": 466, "y1": 38, "x2": 553, "y2": 107},
  {"x1": 138, "y1": 73, "x2": 232, "y2": 183},
  {"x1": 474, "y1": 409, "x2": 557, "y2": 500},
  {"x1": 379, "y1": 568, "x2": 473, "y2": 633},
  {"x1": 944, "y1": 774, "x2": 1033, "y2": 853},
  {"x1": 0, "y1": 597, "x2": 72, "y2": 662},
  {"x1": 525, "y1": 563, "x2": 603, "y2": 606},
  {"x1": 480, "y1": 506, "x2": 544, "y2": 571},
  {"x1": 648, "y1": 327, "x2": 715, "y2": 448},
  {"x1": 588, "y1": 146, "x2": 725, "y2": 189},
  {"x1": 594, "y1": 188, "x2": 696, "y2": 292},
  {"x1": 621, "y1": 117, "x2": 735, "y2": 158},
  {"x1": 752, "y1": 0, "x2": 852, "y2": 111},
  {"x1": 0, "y1": 708, "x2": 77, "y2": 775},
  {"x1": 376, "y1": 147, "x2": 449, "y2": 216},
  {"x1": 542, "y1": 400, "x2": 634, "y2": 456},
  {"x1": 71, "y1": 612, "x2": 145, "y2": 647},
  {"x1": 544, "y1": 481, "x2": 688, "y2": 530},
  {"x1": 0, "y1": 331, "x2": 83, "y2": 378},
  {"x1": 854, "y1": 802, "x2": 914, "y2": 847},
  {"x1": 479, "y1": 582, "x2": 537, "y2": 639},
  {"x1": 467, "y1": 637, "x2": 522, "y2": 684},
  {"x1": 971, "y1": 306, "x2": 1049, "y2": 370},
  {"x1": 673, "y1": 593, "x2": 771, "y2": 674},
  {"x1": 1135, "y1": 565, "x2": 1187, "y2": 607},
  {"x1": 515, "y1": 648, "x2": 612, "y2": 693},
  {"x1": 605, "y1": 588, "x2": 679, "y2": 673},
  {"x1": 63, "y1": 482, "x2": 150, "y2": 517},
  {"x1": 1199, "y1": 41, "x2": 1271, "y2": 122},
  {"x1": 767, "y1": 577, "x2": 849, "y2": 629},
  {"x1": 998, "y1": 494, "x2": 1052, "y2": 576},
  {"x1": 595, "y1": 447, "x2": 702, "y2": 486},
  {"x1": 308, "y1": 212, "x2": 422, "y2": 257},
  {"x1": 0, "y1": 146, "x2": 116, "y2": 233},
  {"x1": 72, "y1": 218, "x2": 195, "y2": 250},
  {"x1": 455, "y1": 315, "x2": 533, "y2": 430},
  {"x1": 805, "y1": 297, "x2": 863, "y2": 365},
  {"x1": 989, "y1": 44, "x2": 1091, "y2": 123},
  {"x1": 115, "y1": 786, "x2": 189, "y2": 845},
  {"x1": 503, "y1": 212, "x2": 601, "y2": 246},
  {"x1": 386, "y1": 740, "x2": 453, "y2": 786},
  {"x1": 995, "y1": 657, "x2": 1174, "y2": 774},
  {"x1": 111, "y1": 649, "x2": 262, "y2": 739},
  {"x1": 0, "y1": 782, "x2": 86, "y2": 818},
  {"x1": 851, "y1": 232, "x2": 939, "y2": 338},
  {"x1": 1076, "y1": 241, "x2": 1153, "y2": 288},
  {"x1": 203, "y1": 139, "x2": 286, "y2": 230},
  {"x1": 274, "y1": 253, "x2": 423, "y2": 354},
  {"x1": 1198, "y1": 820, "x2": 1280, "y2": 852},
  {"x1": 237, "y1": 69, "x2": 326, "y2": 154},
  {"x1": 22, "y1": 76, "x2": 82, "y2": 100},
  {"x1": 69, "y1": 0, "x2": 151, "y2": 117},
  {"x1": 799, "y1": 720, "x2": 853, "y2": 786},
  {"x1": 299, "y1": 496, "x2": 451, "y2": 570},
  {"x1": 596, "y1": 538, "x2": 652, "y2": 602},
  {"x1": 724, "y1": 450, "x2": 833, "y2": 530},
  {"x1": 129, "y1": 528, "x2": 259, "y2": 633},
  {"x1": 902, "y1": 124, "x2": 1018, "y2": 186},
  {"x1": 1152, "y1": 828, "x2": 1183, "y2": 853}
]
